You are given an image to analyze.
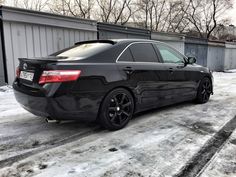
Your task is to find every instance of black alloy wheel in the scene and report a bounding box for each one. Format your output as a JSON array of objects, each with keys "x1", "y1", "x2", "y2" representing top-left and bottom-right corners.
[
  {"x1": 99, "y1": 88, "x2": 134, "y2": 130},
  {"x1": 196, "y1": 77, "x2": 212, "y2": 103}
]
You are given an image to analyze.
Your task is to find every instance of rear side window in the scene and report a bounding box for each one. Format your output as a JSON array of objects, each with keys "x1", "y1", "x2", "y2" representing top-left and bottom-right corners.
[
  {"x1": 129, "y1": 43, "x2": 158, "y2": 62},
  {"x1": 119, "y1": 48, "x2": 134, "y2": 62},
  {"x1": 51, "y1": 43, "x2": 112, "y2": 58}
]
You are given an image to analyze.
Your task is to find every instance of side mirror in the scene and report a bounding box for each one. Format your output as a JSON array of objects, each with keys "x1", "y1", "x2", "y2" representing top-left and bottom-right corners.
[{"x1": 187, "y1": 57, "x2": 196, "y2": 64}]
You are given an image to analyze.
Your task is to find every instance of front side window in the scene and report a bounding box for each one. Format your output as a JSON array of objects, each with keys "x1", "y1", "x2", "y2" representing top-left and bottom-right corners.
[
  {"x1": 51, "y1": 43, "x2": 112, "y2": 58},
  {"x1": 129, "y1": 43, "x2": 158, "y2": 62},
  {"x1": 155, "y1": 44, "x2": 185, "y2": 64}
]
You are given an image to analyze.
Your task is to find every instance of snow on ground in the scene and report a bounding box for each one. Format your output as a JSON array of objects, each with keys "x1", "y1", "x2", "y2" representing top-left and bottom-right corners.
[
  {"x1": 0, "y1": 85, "x2": 99, "y2": 164},
  {"x1": 199, "y1": 129, "x2": 236, "y2": 177},
  {"x1": 0, "y1": 85, "x2": 28, "y2": 123},
  {"x1": 224, "y1": 69, "x2": 236, "y2": 73},
  {"x1": 0, "y1": 72, "x2": 236, "y2": 177}
]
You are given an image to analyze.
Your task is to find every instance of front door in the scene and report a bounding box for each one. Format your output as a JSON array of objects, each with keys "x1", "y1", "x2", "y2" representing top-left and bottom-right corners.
[{"x1": 154, "y1": 43, "x2": 197, "y2": 102}]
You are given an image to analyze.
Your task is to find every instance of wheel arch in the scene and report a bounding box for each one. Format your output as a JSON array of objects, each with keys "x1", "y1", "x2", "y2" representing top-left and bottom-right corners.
[
  {"x1": 200, "y1": 75, "x2": 213, "y2": 94},
  {"x1": 96, "y1": 86, "x2": 137, "y2": 121}
]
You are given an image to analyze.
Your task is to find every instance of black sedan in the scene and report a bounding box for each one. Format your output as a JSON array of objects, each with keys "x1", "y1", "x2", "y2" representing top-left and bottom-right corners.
[{"x1": 13, "y1": 39, "x2": 213, "y2": 130}]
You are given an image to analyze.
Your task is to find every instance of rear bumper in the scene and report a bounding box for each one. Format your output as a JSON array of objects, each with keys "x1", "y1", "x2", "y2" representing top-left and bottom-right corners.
[{"x1": 13, "y1": 83, "x2": 103, "y2": 122}]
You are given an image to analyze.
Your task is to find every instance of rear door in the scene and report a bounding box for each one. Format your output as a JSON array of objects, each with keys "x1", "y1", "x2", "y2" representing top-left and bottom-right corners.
[
  {"x1": 116, "y1": 42, "x2": 171, "y2": 109},
  {"x1": 154, "y1": 43, "x2": 197, "y2": 101}
]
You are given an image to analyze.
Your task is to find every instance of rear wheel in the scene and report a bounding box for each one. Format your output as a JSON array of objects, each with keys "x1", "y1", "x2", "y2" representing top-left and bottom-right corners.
[
  {"x1": 196, "y1": 77, "x2": 212, "y2": 104},
  {"x1": 99, "y1": 88, "x2": 134, "y2": 130}
]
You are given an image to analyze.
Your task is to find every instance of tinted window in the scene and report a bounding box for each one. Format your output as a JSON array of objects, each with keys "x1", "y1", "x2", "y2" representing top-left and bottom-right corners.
[
  {"x1": 130, "y1": 43, "x2": 158, "y2": 62},
  {"x1": 155, "y1": 44, "x2": 184, "y2": 64},
  {"x1": 51, "y1": 43, "x2": 112, "y2": 58},
  {"x1": 119, "y1": 48, "x2": 134, "y2": 62}
]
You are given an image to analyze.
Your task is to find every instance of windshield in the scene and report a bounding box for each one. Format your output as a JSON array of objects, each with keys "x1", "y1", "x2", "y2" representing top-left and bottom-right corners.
[{"x1": 51, "y1": 43, "x2": 112, "y2": 58}]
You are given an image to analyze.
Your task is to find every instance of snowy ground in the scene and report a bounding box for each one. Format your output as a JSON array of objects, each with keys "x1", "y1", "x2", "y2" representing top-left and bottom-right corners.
[
  {"x1": 199, "y1": 130, "x2": 236, "y2": 177},
  {"x1": 0, "y1": 72, "x2": 236, "y2": 177}
]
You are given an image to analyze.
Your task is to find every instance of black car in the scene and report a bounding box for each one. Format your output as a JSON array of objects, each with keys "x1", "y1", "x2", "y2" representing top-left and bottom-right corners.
[{"x1": 13, "y1": 39, "x2": 213, "y2": 130}]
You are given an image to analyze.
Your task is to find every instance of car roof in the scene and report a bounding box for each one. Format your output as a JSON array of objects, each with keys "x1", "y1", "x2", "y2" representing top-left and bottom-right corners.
[
  {"x1": 111, "y1": 39, "x2": 161, "y2": 45},
  {"x1": 74, "y1": 39, "x2": 159, "y2": 46},
  {"x1": 112, "y1": 39, "x2": 154, "y2": 42}
]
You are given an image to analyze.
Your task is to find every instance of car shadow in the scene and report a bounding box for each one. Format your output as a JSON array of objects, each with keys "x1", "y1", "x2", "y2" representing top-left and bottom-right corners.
[{"x1": 133, "y1": 101, "x2": 195, "y2": 121}]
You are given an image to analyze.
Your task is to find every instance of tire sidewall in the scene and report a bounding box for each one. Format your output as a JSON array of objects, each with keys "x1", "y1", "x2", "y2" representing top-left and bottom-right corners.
[
  {"x1": 196, "y1": 77, "x2": 212, "y2": 104},
  {"x1": 99, "y1": 88, "x2": 134, "y2": 130}
]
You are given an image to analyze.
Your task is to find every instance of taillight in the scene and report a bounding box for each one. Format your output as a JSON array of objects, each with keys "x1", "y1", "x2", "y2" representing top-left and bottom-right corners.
[
  {"x1": 39, "y1": 70, "x2": 81, "y2": 84},
  {"x1": 16, "y1": 66, "x2": 20, "y2": 78}
]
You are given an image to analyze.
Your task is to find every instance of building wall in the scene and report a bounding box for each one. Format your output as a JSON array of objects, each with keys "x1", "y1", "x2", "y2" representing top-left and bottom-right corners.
[
  {"x1": 224, "y1": 43, "x2": 236, "y2": 70},
  {"x1": 0, "y1": 25, "x2": 5, "y2": 86},
  {"x1": 151, "y1": 32, "x2": 185, "y2": 54},
  {"x1": 1, "y1": 6, "x2": 97, "y2": 84},
  {"x1": 98, "y1": 22, "x2": 150, "y2": 40},
  {"x1": 99, "y1": 30, "x2": 149, "y2": 39},
  {"x1": 163, "y1": 41, "x2": 185, "y2": 54},
  {"x1": 185, "y1": 37, "x2": 208, "y2": 67},
  {"x1": 3, "y1": 22, "x2": 96, "y2": 84},
  {"x1": 207, "y1": 42, "x2": 225, "y2": 71},
  {"x1": 1, "y1": 6, "x2": 236, "y2": 86}
]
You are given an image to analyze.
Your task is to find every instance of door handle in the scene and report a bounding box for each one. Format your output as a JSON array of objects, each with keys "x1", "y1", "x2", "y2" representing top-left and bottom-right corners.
[
  {"x1": 177, "y1": 65, "x2": 185, "y2": 69},
  {"x1": 123, "y1": 67, "x2": 134, "y2": 74},
  {"x1": 169, "y1": 68, "x2": 174, "y2": 74}
]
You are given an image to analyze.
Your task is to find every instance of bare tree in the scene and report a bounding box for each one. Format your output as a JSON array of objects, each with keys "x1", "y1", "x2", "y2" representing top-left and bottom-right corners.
[
  {"x1": 96, "y1": 0, "x2": 116, "y2": 22},
  {"x1": 168, "y1": 1, "x2": 191, "y2": 32},
  {"x1": 6, "y1": 0, "x2": 47, "y2": 11},
  {"x1": 65, "y1": 0, "x2": 94, "y2": 19},
  {"x1": 111, "y1": 0, "x2": 133, "y2": 25},
  {"x1": 186, "y1": 0, "x2": 233, "y2": 39},
  {"x1": 2, "y1": 0, "x2": 234, "y2": 40},
  {"x1": 153, "y1": 0, "x2": 166, "y2": 31},
  {"x1": 135, "y1": 0, "x2": 152, "y2": 29},
  {"x1": 135, "y1": 0, "x2": 190, "y2": 32},
  {"x1": 96, "y1": 0, "x2": 133, "y2": 25},
  {"x1": 118, "y1": 1, "x2": 134, "y2": 25},
  {"x1": 22, "y1": 0, "x2": 47, "y2": 11},
  {"x1": 9, "y1": 0, "x2": 20, "y2": 7},
  {"x1": 0, "y1": 0, "x2": 5, "y2": 5},
  {"x1": 47, "y1": 0, "x2": 70, "y2": 15}
]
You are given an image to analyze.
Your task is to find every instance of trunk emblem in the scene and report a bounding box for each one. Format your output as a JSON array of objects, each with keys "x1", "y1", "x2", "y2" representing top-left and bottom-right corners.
[{"x1": 23, "y1": 63, "x2": 28, "y2": 70}]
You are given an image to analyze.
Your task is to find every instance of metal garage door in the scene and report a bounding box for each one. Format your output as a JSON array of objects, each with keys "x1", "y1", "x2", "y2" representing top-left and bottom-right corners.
[{"x1": 0, "y1": 20, "x2": 5, "y2": 86}]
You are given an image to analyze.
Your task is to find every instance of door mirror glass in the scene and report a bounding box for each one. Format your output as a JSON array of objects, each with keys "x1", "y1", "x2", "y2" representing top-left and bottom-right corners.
[{"x1": 187, "y1": 57, "x2": 196, "y2": 64}]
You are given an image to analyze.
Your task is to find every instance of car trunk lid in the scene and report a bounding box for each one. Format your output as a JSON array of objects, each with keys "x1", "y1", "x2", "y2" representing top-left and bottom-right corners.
[
  {"x1": 17, "y1": 57, "x2": 81, "y2": 88},
  {"x1": 18, "y1": 58, "x2": 57, "y2": 86}
]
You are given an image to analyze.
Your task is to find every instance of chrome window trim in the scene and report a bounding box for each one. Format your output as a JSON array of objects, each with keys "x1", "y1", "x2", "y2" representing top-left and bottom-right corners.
[
  {"x1": 115, "y1": 61, "x2": 162, "y2": 64},
  {"x1": 115, "y1": 41, "x2": 186, "y2": 63}
]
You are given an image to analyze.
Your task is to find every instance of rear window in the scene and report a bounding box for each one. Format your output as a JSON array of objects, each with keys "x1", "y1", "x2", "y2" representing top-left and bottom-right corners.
[
  {"x1": 51, "y1": 43, "x2": 112, "y2": 58},
  {"x1": 129, "y1": 43, "x2": 158, "y2": 62}
]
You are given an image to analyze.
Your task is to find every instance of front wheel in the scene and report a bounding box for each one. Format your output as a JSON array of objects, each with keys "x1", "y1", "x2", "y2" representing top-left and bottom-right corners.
[
  {"x1": 99, "y1": 88, "x2": 134, "y2": 130},
  {"x1": 196, "y1": 77, "x2": 212, "y2": 104}
]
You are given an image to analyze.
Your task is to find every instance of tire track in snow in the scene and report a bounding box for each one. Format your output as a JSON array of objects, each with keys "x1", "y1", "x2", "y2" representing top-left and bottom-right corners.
[
  {"x1": 174, "y1": 116, "x2": 236, "y2": 177},
  {"x1": 0, "y1": 126, "x2": 103, "y2": 168}
]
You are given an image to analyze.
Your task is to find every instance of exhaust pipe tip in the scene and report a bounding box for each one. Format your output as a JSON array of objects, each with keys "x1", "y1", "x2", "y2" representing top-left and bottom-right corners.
[{"x1": 45, "y1": 118, "x2": 60, "y2": 124}]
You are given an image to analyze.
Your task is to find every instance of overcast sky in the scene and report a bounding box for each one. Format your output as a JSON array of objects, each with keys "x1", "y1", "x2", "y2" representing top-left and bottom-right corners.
[
  {"x1": 2, "y1": 0, "x2": 236, "y2": 26},
  {"x1": 227, "y1": 0, "x2": 236, "y2": 25}
]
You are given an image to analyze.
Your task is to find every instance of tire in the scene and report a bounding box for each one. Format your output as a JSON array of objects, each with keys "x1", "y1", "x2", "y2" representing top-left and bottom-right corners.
[
  {"x1": 196, "y1": 77, "x2": 212, "y2": 104},
  {"x1": 99, "y1": 88, "x2": 134, "y2": 131}
]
